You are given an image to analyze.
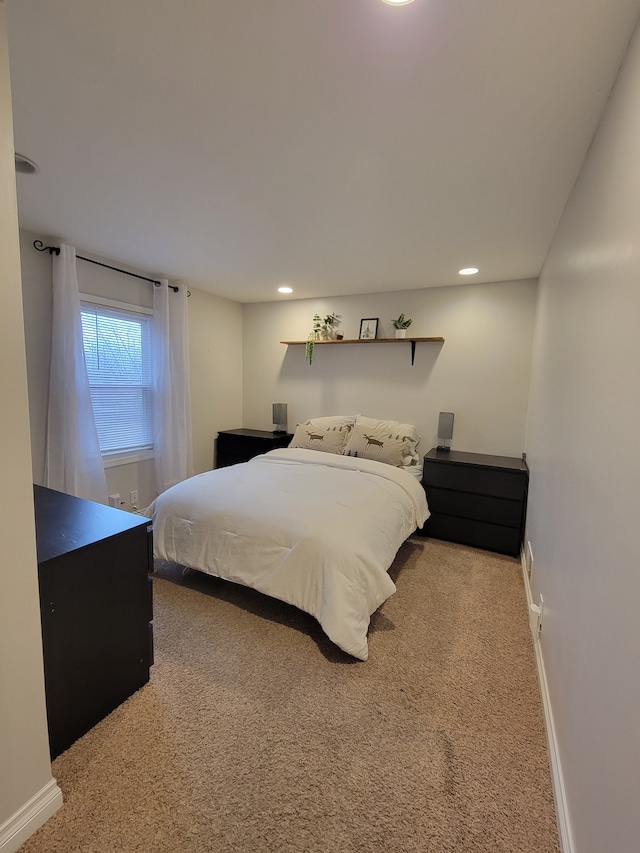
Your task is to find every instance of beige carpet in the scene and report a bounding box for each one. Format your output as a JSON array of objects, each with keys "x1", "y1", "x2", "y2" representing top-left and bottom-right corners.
[{"x1": 20, "y1": 537, "x2": 560, "y2": 853}]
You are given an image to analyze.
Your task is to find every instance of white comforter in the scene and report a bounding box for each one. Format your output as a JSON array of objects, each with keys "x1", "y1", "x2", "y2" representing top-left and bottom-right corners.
[{"x1": 149, "y1": 448, "x2": 429, "y2": 660}]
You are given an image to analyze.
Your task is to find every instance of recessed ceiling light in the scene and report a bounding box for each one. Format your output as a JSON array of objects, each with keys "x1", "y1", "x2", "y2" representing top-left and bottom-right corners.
[
  {"x1": 14, "y1": 153, "x2": 39, "y2": 174},
  {"x1": 382, "y1": 0, "x2": 416, "y2": 5},
  {"x1": 458, "y1": 267, "x2": 479, "y2": 275},
  {"x1": 278, "y1": 286, "x2": 293, "y2": 294}
]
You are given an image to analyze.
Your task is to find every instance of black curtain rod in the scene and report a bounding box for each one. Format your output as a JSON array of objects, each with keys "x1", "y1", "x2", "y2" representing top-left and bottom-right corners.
[{"x1": 33, "y1": 240, "x2": 187, "y2": 294}]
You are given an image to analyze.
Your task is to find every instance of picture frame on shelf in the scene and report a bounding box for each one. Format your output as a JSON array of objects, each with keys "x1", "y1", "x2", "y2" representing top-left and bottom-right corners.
[{"x1": 359, "y1": 318, "x2": 379, "y2": 340}]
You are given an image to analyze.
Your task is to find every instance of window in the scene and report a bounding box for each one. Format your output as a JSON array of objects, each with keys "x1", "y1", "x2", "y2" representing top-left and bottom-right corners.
[{"x1": 80, "y1": 296, "x2": 154, "y2": 464}]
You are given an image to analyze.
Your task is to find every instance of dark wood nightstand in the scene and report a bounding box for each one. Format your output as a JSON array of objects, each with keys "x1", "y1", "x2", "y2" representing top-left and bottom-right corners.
[
  {"x1": 419, "y1": 448, "x2": 528, "y2": 557},
  {"x1": 216, "y1": 428, "x2": 293, "y2": 468}
]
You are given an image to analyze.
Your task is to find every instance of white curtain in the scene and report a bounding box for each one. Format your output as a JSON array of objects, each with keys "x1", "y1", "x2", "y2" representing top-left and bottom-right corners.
[
  {"x1": 153, "y1": 280, "x2": 192, "y2": 494},
  {"x1": 44, "y1": 243, "x2": 108, "y2": 503}
]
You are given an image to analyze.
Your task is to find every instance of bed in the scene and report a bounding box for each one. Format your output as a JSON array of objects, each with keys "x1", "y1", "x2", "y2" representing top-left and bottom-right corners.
[{"x1": 149, "y1": 416, "x2": 430, "y2": 660}]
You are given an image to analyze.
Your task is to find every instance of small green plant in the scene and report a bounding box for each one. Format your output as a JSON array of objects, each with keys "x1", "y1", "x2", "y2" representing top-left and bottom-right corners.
[
  {"x1": 391, "y1": 313, "x2": 412, "y2": 329},
  {"x1": 306, "y1": 312, "x2": 339, "y2": 364},
  {"x1": 305, "y1": 333, "x2": 316, "y2": 365},
  {"x1": 322, "y1": 312, "x2": 338, "y2": 334}
]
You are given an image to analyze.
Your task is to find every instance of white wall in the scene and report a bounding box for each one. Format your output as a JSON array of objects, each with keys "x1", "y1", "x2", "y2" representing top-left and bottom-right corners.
[
  {"x1": 188, "y1": 286, "x2": 243, "y2": 474},
  {"x1": 20, "y1": 229, "x2": 243, "y2": 509},
  {"x1": 525, "y1": 15, "x2": 640, "y2": 853},
  {"x1": 0, "y1": 5, "x2": 62, "y2": 851},
  {"x1": 243, "y1": 279, "x2": 537, "y2": 458}
]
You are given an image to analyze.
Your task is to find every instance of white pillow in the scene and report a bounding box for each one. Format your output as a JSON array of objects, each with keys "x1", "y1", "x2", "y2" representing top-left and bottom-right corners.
[
  {"x1": 355, "y1": 415, "x2": 419, "y2": 437},
  {"x1": 289, "y1": 422, "x2": 351, "y2": 454},
  {"x1": 301, "y1": 415, "x2": 358, "y2": 431},
  {"x1": 403, "y1": 456, "x2": 424, "y2": 479},
  {"x1": 342, "y1": 415, "x2": 421, "y2": 468}
]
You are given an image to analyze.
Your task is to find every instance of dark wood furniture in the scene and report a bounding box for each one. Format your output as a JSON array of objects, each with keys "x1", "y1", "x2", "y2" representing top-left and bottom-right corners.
[
  {"x1": 420, "y1": 449, "x2": 528, "y2": 556},
  {"x1": 216, "y1": 428, "x2": 293, "y2": 468},
  {"x1": 34, "y1": 484, "x2": 153, "y2": 759}
]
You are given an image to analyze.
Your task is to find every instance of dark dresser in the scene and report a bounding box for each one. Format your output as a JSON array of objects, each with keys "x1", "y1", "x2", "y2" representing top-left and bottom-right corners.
[
  {"x1": 34, "y1": 484, "x2": 153, "y2": 758},
  {"x1": 216, "y1": 428, "x2": 293, "y2": 468},
  {"x1": 420, "y1": 449, "x2": 528, "y2": 556}
]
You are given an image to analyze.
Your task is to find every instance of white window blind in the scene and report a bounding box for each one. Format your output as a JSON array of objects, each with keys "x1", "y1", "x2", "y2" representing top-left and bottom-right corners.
[{"x1": 80, "y1": 299, "x2": 154, "y2": 457}]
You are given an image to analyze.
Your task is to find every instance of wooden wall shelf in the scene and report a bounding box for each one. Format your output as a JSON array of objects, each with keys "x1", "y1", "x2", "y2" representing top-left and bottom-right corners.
[{"x1": 281, "y1": 337, "x2": 445, "y2": 365}]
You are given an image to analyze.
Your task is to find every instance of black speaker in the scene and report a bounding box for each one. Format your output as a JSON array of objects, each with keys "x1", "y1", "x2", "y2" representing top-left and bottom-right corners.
[
  {"x1": 436, "y1": 411, "x2": 454, "y2": 451},
  {"x1": 272, "y1": 403, "x2": 288, "y2": 434}
]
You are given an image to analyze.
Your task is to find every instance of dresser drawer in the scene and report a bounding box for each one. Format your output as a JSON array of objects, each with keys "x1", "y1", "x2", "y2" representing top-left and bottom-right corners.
[
  {"x1": 218, "y1": 433, "x2": 269, "y2": 456},
  {"x1": 420, "y1": 449, "x2": 528, "y2": 556},
  {"x1": 424, "y1": 514, "x2": 522, "y2": 556},
  {"x1": 216, "y1": 429, "x2": 293, "y2": 468},
  {"x1": 216, "y1": 452, "x2": 247, "y2": 469},
  {"x1": 424, "y1": 485, "x2": 524, "y2": 528},
  {"x1": 423, "y1": 461, "x2": 526, "y2": 501}
]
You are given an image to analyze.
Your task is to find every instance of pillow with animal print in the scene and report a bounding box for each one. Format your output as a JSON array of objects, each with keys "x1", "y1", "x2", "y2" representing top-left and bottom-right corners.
[
  {"x1": 342, "y1": 420, "x2": 419, "y2": 467},
  {"x1": 289, "y1": 422, "x2": 351, "y2": 454},
  {"x1": 356, "y1": 416, "x2": 421, "y2": 463},
  {"x1": 301, "y1": 415, "x2": 358, "y2": 431}
]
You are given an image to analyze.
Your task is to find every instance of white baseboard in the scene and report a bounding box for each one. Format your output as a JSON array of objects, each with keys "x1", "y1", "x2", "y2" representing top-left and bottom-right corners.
[
  {"x1": 521, "y1": 550, "x2": 575, "y2": 853},
  {"x1": 0, "y1": 778, "x2": 62, "y2": 853}
]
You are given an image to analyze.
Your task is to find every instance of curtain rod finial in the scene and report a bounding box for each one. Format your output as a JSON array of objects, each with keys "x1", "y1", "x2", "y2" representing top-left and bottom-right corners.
[{"x1": 33, "y1": 239, "x2": 60, "y2": 255}]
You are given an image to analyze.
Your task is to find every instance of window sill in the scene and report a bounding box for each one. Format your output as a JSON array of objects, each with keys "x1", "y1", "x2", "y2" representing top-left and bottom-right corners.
[{"x1": 102, "y1": 449, "x2": 155, "y2": 469}]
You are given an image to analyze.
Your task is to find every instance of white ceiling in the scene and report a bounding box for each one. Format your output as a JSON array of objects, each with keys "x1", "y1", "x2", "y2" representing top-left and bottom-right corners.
[{"x1": 7, "y1": 0, "x2": 640, "y2": 302}]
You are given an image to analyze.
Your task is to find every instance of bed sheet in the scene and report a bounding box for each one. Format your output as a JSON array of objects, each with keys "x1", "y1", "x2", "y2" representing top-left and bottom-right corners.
[{"x1": 150, "y1": 448, "x2": 429, "y2": 660}]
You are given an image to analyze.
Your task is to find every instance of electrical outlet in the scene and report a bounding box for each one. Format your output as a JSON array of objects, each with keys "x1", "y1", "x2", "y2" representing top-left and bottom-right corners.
[
  {"x1": 130, "y1": 490, "x2": 139, "y2": 507},
  {"x1": 526, "y1": 541, "x2": 534, "y2": 578},
  {"x1": 108, "y1": 493, "x2": 121, "y2": 508}
]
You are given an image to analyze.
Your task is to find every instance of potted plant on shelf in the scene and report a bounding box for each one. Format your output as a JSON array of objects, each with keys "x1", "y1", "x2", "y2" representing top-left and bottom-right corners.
[
  {"x1": 321, "y1": 312, "x2": 339, "y2": 339},
  {"x1": 305, "y1": 312, "x2": 339, "y2": 364},
  {"x1": 391, "y1": 313, "x2": 412, "y2": 338}
]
